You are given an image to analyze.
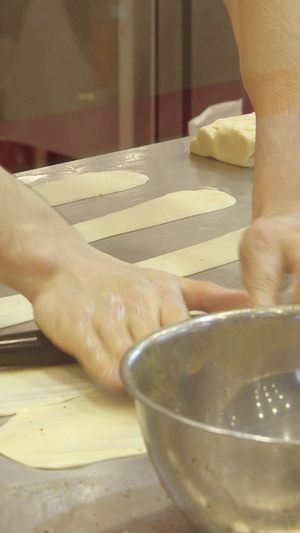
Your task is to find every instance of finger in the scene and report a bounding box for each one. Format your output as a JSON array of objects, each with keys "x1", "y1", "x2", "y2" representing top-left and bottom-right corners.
[
  {"x1": 292, "y1": 276, "x2": 300, "y2": 304},
  {"x1": 240, "y1": 229, "x2": 283, "y2": 306},
  {"x1": 72, "y1": 328, "x2": 124, "y2": 391},
  {"x1": 35, "y1": 306, "x2": 124, "y2": 390},
  {"x1": 127, "y1": 304, "x2": 161, "y2": 342},
  {"x1": 179, "y1": 278, "x2": 250, "y2": 312},
  {"x1": 95, "y1": 319, "x2": 134, "y2": 366},
  {"x1": 281, "y1": 241, "x2": 300, "y2": 304},
  {"x1": 159, "y1": 289, "x2": 190, "y2": 327}
]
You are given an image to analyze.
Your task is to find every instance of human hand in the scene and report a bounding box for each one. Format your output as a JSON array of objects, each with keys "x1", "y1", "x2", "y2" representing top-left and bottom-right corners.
[
  {"x1": 0, "y1": 170, "x2": 248, "y2": 391},
  {"x1": 31, "y1": 247, "x2": 248, "y2": 390},
  {"x1": 240, "y1": 214, "x2": 300, "y2": 306}
]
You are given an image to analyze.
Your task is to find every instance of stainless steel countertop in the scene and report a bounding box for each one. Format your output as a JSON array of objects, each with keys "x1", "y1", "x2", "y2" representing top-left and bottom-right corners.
[{"x1": 0, "y1": 137, "x2": 253, "y2": 532}]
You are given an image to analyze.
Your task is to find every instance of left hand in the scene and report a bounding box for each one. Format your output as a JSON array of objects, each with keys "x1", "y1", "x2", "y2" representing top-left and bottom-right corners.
[{"x1": 31, "y1": 247, "x2": 249, "y2": 390}]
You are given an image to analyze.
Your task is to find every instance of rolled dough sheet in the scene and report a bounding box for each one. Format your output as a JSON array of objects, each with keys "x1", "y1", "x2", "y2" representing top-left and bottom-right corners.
[
  {"x1": 0, "y1": 391, "x2": 145, "y2": 469},
  {"x1": 190, "y1": 113, "x2": 256, "y2": 167},
  {"x1": 0, "y1": 365, "x2": 99, "y2": 416},
  {"x1": 136, "y1": 227, "x2": 246, "y2": 276},
  {"x1": 75, "y1": 189, "x2": 236, "y2": 242},
  {"x1": 0, "y1": 294, "x2": 33, "y2": 328},
  {"x1": 32, "y1": 171, "x2": 149, "y2": 206},
  {"x1": 0, "y1": 227, "x2": 246, "y2": 329}
]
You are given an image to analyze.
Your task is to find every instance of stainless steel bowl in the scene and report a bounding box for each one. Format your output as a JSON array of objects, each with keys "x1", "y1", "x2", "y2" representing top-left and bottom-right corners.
[{"x1": 121, "y1": 306, "x2": 300, "y2": 532}]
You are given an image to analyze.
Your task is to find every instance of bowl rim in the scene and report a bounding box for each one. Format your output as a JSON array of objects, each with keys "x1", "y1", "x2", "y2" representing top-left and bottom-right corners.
[{"x1": 121, "y1": 305, "x2": 300, "y2": 447}]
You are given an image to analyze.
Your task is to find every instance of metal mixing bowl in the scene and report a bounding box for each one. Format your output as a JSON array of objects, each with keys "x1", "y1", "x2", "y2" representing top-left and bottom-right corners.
[{"x1": 121, "y1": 306, "x2": 300, "y2": 532}]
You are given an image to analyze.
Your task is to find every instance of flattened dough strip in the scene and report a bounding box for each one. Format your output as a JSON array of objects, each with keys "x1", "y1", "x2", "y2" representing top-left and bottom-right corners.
[
  {"x1": 32, "y1": 171, "x2": 149, "y2": 206},
  {"x1": 0, "y1": 227, "x2": 246, "y2": 329},
  {"x1": 136, "y1": 227, "x2": 245, "y2": 276},
  {"x1": 74, "y1": 189, "x2": 236, "y2": 242},
  {"x1": 0, "y1": 295, "x2": 33, "y2": 330}
]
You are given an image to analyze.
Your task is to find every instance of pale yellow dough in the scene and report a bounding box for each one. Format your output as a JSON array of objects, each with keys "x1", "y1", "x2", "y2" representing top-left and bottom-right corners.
[
  {"x1": 0, "y1": 227, "x2": 246, "y2": 329},
  {"x1": 32, "y1": 171, "x2": 149, "y2": 206},
  {"x1": 135, "y1": 227, "x2": 246, "y2": 276},
  {"x1": 75, "y1": 189, "x2": 236, "y2": 242},
  {"x1": 0, "y1": 294, "x2": 33, "y2": 329},
  {"x1": 0, "y1": 391, "x2": 145, "y2": 469},
  {"x1": 190, "y1": 113, "x2": 256, "y2": 167},
  {"x1": 0, "y1": 365, "x2": 99, "y2": 416}
]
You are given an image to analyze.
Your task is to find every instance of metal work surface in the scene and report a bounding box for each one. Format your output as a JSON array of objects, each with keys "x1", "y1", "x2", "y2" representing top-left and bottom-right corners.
[{"x1": 0, "y1": 137, "x2": 253, "y2": 532}]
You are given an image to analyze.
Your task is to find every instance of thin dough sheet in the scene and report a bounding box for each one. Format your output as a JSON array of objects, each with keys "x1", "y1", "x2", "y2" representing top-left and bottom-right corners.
[
  {"x1": 0, "y1": 391, "x2": 145, "y2": 469},
  {"x1": 0, "y1": 365, "x2": 99, "y2": 416},
  {"x1": 0, "y1": 294, "x2": 33, "y2": 329},
  {"x1": 75, "y1": 189, "x2": 236, "y2": 243},
  {"x1": 136, "y1": 228, "x2": 246, "y2": 276},
  {"x1": 33, "y1": 171, "x2": 149, "y2": 206}
]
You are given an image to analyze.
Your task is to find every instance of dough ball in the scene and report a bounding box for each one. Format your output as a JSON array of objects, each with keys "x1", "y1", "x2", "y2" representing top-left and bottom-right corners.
[{"x1": 190, "y1": 113, "x2": 256, "y2": 168}]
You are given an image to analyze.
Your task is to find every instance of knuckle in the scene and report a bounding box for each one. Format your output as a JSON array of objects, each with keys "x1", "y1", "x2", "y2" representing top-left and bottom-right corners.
[
  {"x1": 240, "y1": 220, "x2": 278, "y2": 258},
  {"x1": 147, "y1": 268, "x2": 177, "y2": 288},
  {"x1": 250, "y1": 276, "x2": 276, "y2": 292},
  {"x1": 242, "y1": 264, "x2": 279, "y2": 298},
  {"x1": 159, "y1": 285, "x2": 180, "y2": 304}
]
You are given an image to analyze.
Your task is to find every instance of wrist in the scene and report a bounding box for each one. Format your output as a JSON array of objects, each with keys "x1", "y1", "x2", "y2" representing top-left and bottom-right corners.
[
  {"x1": 253, "y1": 112, "x2": 300, "y2": 218},
  {"x1": 253, "y1": 177, "x2": 300, "y2": 218},
  {"x1": 0, "y1": 204, "x2": 88, "y2": 301}
]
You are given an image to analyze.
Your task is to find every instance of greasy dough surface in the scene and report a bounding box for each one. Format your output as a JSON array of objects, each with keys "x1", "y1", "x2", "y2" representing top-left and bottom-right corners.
[
  {"x1": 0, "y1": 391, "x2": 145, "y2": 469},
  {"x1": 0, "y1": 227, "x2": 246, "y2": 329},
  {"x1": 0, "y1": 365, "x2": 99, "y2": 416},
  {"x1": 190, "y1": 113, "x2": 256, "y2": 167},
  {"x1": 33, "y1": 171, "x2": 149, "y2": 206}
]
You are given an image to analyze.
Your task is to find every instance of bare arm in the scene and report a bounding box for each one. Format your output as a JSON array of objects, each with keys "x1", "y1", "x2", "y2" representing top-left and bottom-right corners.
[
  {"x1": 0, "y1": 166, "x2": 247, "y2": 388},
  {"x1": 0, "y1": 166, "x2": 91, "y2": 298},
  {"x1": 224, "y1": 0, "x2": 300, "y2": 304}
]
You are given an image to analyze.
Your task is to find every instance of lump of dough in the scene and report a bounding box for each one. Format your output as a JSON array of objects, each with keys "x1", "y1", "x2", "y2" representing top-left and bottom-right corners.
[{"x1": 190, "y1": 113, "x2": 256, "y2": 168}]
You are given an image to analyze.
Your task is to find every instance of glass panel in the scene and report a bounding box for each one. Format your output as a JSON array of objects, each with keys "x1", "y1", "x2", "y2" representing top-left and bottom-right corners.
[{"x1": 0, "y1": 0, "x2": 240, "y2": 173}]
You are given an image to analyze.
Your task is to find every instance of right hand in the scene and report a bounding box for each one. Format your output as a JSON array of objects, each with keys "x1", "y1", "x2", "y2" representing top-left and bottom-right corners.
[{"x1": 240, "y1": 213, "x2": 300, "y2": 306}]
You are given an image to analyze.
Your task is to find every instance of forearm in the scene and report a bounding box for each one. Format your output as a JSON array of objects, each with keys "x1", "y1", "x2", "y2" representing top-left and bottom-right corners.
[
  {"x1": 223, "y1": 0, "x2": 300, "y2": 217},
  {"x1": 0, "y1": 166, "x2": 89, "y2": 300}
]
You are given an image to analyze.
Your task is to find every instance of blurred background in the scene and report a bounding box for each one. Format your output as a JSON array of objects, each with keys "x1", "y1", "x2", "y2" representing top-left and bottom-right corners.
[{"x1": 0, "y1": 0, "x2": 242, "y2": 173}]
